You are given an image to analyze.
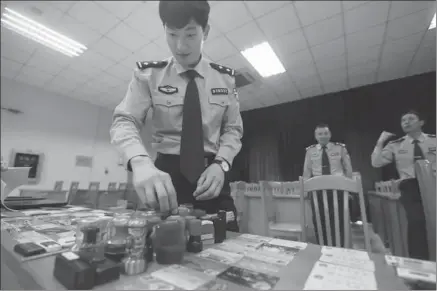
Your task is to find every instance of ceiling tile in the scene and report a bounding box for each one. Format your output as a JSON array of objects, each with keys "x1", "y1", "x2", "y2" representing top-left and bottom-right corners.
[
  {"x1": 0, "y1": 57, "x2": 22, "y2": 78},
  {"x1": 349, "y1": 72, "x2": 376, "y2": 88},
  {"x1": 347, "y1": 44, "x2": 381, "y2": 67},
  {"x1": 106, "y1": 22, "x2": 148, "y2": 52},
  {"x1": 4, "y1": 1, "x2": 64, "y2": 28},
  {"x1": 377, "y1": 68, "x2": 407, "y2": 83},
  {"x1": 264, "y1": 73, "x2": 298, "y2": 96},
  {"x1": 123, "y1": 3, "x2": 163, "y2": 41},
  {"x1": 256, "y1": 4, "x2": 300, "y2": 40},
  {"x1": 15, "y1": 65, "x2": 54, "y2": 87},
  {"x1": 386, "y1": 9, "x2": 435, "y2": 40},
  {"x1": 382, "y1": 32, "x2": 424, "y2": 55},
  {"x1": 294, "y1": 1, "x2": 342, "y2": 26},
  {"x1": 226, "y1": 21, "x2": 266, "y2": 51},
  {"x1": 57, "y1": 67, "x2": 91, "y2": 85},
  {"x1": 79, "y1": 50, "x2": 116, "y2": 71},
  {"x1": 346, "y1": 23, "x2": 385, "y2": 53},
  {"x1": 323, "y1": 80, "x2": 348, "y2": 94},
  {"x1": 315, "y1": 54, "x2": 346, "y2": 73},
  {"x1": 379, "y1": 50, "x2": 415, "y2": 72},
  {"x1": 319, "y1": 67, "x2": 347, "y2": 85},
  {"x1": 90, "y1": 37, "x2": 132, "y2": 62},
  {"x1": 294, "y1": 73, "x2": 321, "y2": 90},
  {"x1": 408, "y1": 58, "x2": 436, "y2": 76},
  {"x1": 67, "y1": 58, "x2": 103, "y2": 78},
  {"x1": 56, "y1": 14, "x2": 103, "y2": 47},
  {"x1": 45, "y1": 75, "x2": 80, "y2": 92},
  {"x1": 414, "y1": 45, "x2": 436, "y2": 63},
  {"x1": 0, "y1": 26, "x2": 40, "y2": 53},
  {"x1": 206, "y1": 19, "x2": 223, "y2": 42},
  {"x1": 68, "y1": 1, "x2": 120, "y2": 35},
  {"x1": 106, "y1": 62, "x2": 132, "y2": 82},
  {"x1": 299, "y1": 85, "x2": 323, "y2": 99},
  {"x1": 96, "y1": 1, "x2": 141, "y2": 20},
  {"x1": 290, "y1": 62, "x2": 318, "y2": 80},
  {"x1": 389, "y1": 1, "x2": 436, "y2": 21},
  {"x1": 304, "y1": 14, "x2": 343, "y2": 46},
  {"x1": 153, "y1": 36, "x2": 173, "y2": 58},
  {"x1": 270, "y1": 29, "x2": 308, "y2": 59},
  {"x1": 1, "y1": 43, "x2": 34, "y2": 64},
  {"x1": 209, "y1": 1, "x2": 253, "y2": 33},
  {"x1": 203, "y1": 36, "x2": 238, "y2": 61},
  {"x1": 49, "y1": 1, "x2": 75, "y2": 13},
  {"x1": 421, "y1": 30, "x2": 436, "y2": 49},
  {"x1": 245, "y1": 1, "x2": 289, "y2": 18},
  {"x1": 311, "y1": 36, "x2": 345, "y2": 61},
  {"x1": 342, "y1": 1, "x2": 369, "y2": 12},
  {"x1": 216, "y1": 53, "x2": 252, "y2": 71},
  {"x1": 25, "y1": 52, "x2": 68, "y2": 76},
  {"x1": 348, "y1": 60, "x2": 379, "y2": 77},
  {"x1": 344, "y1": 1, "x2": 389, "y2": 34},
  {"x1": 282, "y1": 48, "x2": 314, "y2": 70}
]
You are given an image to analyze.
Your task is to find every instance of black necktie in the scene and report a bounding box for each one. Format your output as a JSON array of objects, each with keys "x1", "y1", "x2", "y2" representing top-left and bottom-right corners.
[
  {"x1": 413, "y1": 140, "x2": 425, "y2": 161},
  {"x1": 321, "y1": 145, "x2": 331, "y2": 175},
  {"x1": 180, "y1": 70, "x2": 204, "y2": 183}
]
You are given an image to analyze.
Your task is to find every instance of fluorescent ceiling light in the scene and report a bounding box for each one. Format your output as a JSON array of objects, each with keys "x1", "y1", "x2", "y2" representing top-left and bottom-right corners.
[
  {"x1": 241, "y1": 41, "x2": 286, "y2": 78},
  {"x1": 1, "y1": 7, "x2": 87, "y2": 57},
  {"x1": 429, "y1": 13, "x2": 436, "y2": 30}
]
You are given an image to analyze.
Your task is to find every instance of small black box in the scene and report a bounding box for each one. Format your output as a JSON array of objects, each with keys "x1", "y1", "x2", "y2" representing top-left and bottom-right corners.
[{"x1": 53, "y1": 252, "x2": 95, "y2": 290}]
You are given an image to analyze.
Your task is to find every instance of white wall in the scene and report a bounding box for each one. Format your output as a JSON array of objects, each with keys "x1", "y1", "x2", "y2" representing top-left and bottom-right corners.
[{"x1": 1, "y1": 77, "x2": 156, "y2": 191}]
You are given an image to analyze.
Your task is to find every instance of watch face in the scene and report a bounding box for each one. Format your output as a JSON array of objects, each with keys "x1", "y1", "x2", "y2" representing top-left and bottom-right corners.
[{"x1": 221, "y1": 161, "x2": 230, "y2": 172}]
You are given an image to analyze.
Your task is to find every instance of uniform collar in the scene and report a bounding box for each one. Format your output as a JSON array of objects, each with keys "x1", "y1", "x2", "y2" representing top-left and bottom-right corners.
[
  {"x1": 316, "y1": 142, "x2": 332, "y2": 150},
  {"x1": 172, "y1": 54, "x2": 209, "y2": 79},
  {"x1": 405, "y1": 133, "x2": 427, "y2": 144}
]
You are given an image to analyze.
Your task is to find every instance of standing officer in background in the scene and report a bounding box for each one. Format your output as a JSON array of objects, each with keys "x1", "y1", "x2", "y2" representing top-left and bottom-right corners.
[
  {"x1": 110, "y1": 1, "x2": 243, "y2": 231},
  {"x1": 371, "y1": 110, "x2": 435, "y2": 260},
  {"x1": 303, "y1": 124, "x2": 353, "y2": 247}
]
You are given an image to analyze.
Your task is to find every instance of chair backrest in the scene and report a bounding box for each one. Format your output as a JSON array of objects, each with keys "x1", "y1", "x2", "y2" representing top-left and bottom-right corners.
[
  {"x1": 300, "y1": 175, "x2": 371, "y2": 252},
  {"x1": 282, "y1": 181, "x2": 300, "y2": 197},
  {"x1": 107, "y1": 182, "x2": 117, "y2": 191},
  {"x1": 268, "y1": 181, "x2": 283, "y2": 196},
  {"x1": 67, "y1": 181, "x2": 80, "y2": 204},
  {"x1": 53, "y1": 181, "x2": 64, "y2": 191},
  {"x1": 118, "y1": 182, "x2": 127, "y2": 192},
  {"x1": 89, "y1": 182, "x2": 100, "y2": 192},
  {"x1": 97, "y1": 190, "x2": 126, "y2": 210}
]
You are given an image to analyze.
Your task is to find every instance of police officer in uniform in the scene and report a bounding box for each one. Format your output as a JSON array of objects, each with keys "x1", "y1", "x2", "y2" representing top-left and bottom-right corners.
[
  {"x1": 303, "y1": 124, "x2": 353, "y2": 247},
  {"x1": 371, "y1": 111, "x2": 436, "y2": 260},
  {"x1": 110, "y1": 1, "x2": 243, "y2": 231}
]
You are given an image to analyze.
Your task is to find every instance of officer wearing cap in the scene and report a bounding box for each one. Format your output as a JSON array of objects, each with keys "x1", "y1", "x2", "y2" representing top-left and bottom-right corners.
[
  {"x1": 303, "y1": 123, "x2": 353, "y2": 247},
  {"x1": 371, "y1": 110, "x2": 436, "y2": 260},
  {"x1": 110, "y1": 1, "x2": 242, "y2": 231}
]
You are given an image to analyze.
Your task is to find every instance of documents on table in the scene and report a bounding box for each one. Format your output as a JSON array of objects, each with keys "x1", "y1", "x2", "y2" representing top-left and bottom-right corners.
[
  {"x1": 320, "y1": 245, "x2": 375, "y2": 272},
  {"x1": 385, "y1": 255, "x2": 436, "y2": 274},
  {"x1": 304, "y1": 261, "x2": 377, "y2": 290},
  {"x1": 396, "y1": 267, "x2": 436, "y2": 284}
]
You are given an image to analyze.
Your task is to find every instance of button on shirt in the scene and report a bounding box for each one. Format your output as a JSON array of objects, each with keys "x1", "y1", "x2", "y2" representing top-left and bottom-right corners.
[
  {"x1": 303, "y1": 142, "x2": 353, "y2": 178},
  {"x1": 371, "y1": 133, "x2": 436, "y2": 180},
  {"x1": 110, "y1": 56, "x2": 243, "y2": 170}
]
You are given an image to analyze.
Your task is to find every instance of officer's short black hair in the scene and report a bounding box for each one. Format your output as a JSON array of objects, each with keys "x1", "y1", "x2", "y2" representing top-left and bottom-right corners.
[
  {"x1": 315, "y1": 123, "x2": 330, "y2": 130},
  {"x1": 159, "y1": 1, "x2": 210, "y2": 30},
  {"x1": 402, "y1": 110, "x2": 423, "y2": 121}
]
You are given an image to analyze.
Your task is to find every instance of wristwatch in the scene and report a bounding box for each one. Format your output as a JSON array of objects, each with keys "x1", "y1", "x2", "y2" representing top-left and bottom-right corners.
[{"x1": 213, "y1": 159, "x2": 230, "y2": 173}]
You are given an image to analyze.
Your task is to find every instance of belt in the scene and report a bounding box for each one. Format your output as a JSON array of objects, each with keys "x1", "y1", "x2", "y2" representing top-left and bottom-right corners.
[{"x1": 156, "y1": 153, "x2": 216, "y2": 167}]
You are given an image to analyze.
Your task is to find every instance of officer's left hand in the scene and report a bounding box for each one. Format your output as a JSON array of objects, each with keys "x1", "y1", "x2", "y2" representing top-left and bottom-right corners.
[{"x1": 193, "y1": 164, "x2": 224, "y2": 200}]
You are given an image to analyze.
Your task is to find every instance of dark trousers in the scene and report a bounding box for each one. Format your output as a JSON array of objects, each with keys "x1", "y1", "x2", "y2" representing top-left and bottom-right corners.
[
  {"x1": 310, "y1": 190, "x2": 345, "y2": 247},
  {"x1": 154, "y1": 153, "x2": 239, "y2": 232},
  {"x1": 398, "y1": 178, "x2": 429, "y2": 260}
]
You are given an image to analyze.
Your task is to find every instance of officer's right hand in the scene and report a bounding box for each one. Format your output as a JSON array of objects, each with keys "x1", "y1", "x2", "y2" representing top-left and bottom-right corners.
[
  {"x1": 130, "y1": 156, "x2": 178, "y2": 213},
  {"x1": 377, "y1": 131, "x2": 396, "y2": 145}
]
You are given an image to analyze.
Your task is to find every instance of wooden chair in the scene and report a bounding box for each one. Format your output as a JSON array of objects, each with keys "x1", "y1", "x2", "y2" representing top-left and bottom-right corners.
[
  {"x1": 67, "y1": 181, "x2": 80, "y2": 204},
  {"x1": 107, "y1": 182, "x2": 117, "y2": 191},
  {"x1": 299, "y1": 175, "x2": 371, "y2": 252},
  {"x1": 118, "y1": 182, "x2": 127, "y2": 192},
  {"x1": 260, "y1": 181, "x2": 303, "y2": 241},
  {"x1": 69, "y1": 182, "x2": 100, "y2": 208},
  {"x1": 282, "y1": 181, "x2": 300, "y2": 197}
]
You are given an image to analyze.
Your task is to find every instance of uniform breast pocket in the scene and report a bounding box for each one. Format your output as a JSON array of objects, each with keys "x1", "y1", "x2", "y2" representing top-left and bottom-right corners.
[
  {"x1": 152, "y1": 94, "x2": 184, "y2": 129},
  {"x1": 207, "y1": 94, "x2": 230, "y2": 126}
]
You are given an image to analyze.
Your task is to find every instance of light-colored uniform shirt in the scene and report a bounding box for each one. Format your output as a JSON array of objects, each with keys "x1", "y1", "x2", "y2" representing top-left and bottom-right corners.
[
  {"x1": 371, "y1": 133, "x2": 436, "y2": 180},
  {"x1": 303, "y1": 142, "x2": 353, "y2": 179},
  {"x1": 110, "y1": 56, "x2": 243, "y2": 171}
]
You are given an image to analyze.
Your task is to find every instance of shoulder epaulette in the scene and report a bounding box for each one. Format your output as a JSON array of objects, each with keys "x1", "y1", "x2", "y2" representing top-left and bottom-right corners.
[
  {"x1": 389, "y1": 137, "x2": 405, "y2": 144},
  {"x1": 427, "y1": 134, "x2": 436, "y2": 138},
  {"x1": 306, "y1": 144, "x2": 317, "y2": 151},
  {"x1": 136, "y1": 61, "x2": 168, "y2": 70},
  {"x1": 334, "y1": 142, "x2": 346, "y2": 147},
  {"x1": 210, "y1": 63, "x2": 235, "y2": 77}
]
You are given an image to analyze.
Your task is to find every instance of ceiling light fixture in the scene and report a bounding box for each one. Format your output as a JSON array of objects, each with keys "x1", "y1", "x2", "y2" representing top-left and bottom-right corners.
[
  {"x1": 241, "y1": 41, "x2": 286, "y2": 78},
  {"x1": 429, "y1": 13, "x2": 436, "y2": 30},
  {"x1": 1, "y1": 7, "x2": 87, "y2": 57}
]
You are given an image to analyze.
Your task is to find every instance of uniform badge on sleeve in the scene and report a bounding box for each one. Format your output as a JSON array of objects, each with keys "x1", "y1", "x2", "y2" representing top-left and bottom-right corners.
[{"x1": 158, "y1": 85, "x2": 178, "y2": 95}]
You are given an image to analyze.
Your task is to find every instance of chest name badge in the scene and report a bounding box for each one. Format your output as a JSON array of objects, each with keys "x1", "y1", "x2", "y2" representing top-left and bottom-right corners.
[
  {"x1": 211, "y1": 88, "x2": 228, "y2": 95},
  {"x1": 158, "y1": 85, "x2": 178, "y2": 95},
  {"x1": 330, "y1": 152, "x2": 340, "y2": 156},
  {"x1": 398, "y1": 150, "x2": 408, "y2": 154}
]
